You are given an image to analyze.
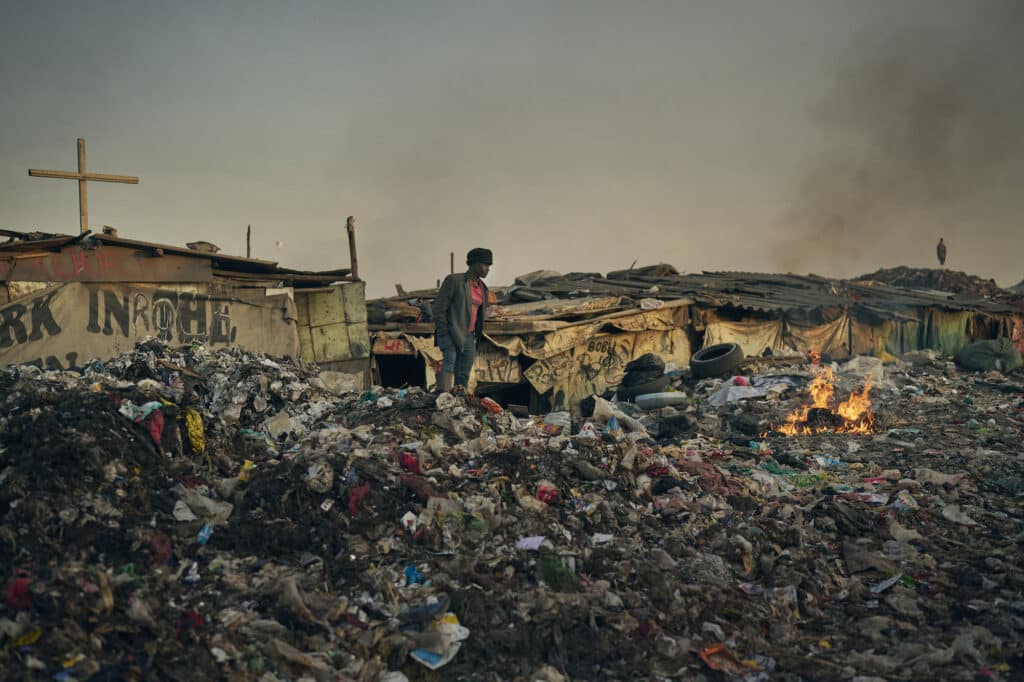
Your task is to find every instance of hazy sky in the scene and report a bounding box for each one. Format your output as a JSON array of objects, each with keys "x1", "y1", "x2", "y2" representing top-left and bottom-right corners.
[{"x1": 2, "y1": 0, "x2": 1021, "y2": 296}]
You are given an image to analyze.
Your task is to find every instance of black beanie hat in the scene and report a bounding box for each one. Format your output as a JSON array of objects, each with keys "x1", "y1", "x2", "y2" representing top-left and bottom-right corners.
[{"x1": 466, "y1": 247, "x2": 493, "y2": 265}]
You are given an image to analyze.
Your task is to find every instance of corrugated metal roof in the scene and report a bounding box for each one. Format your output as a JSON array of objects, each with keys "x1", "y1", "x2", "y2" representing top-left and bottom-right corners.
[
  {"x1": 505, "y1": 268, "x2": 1022, "y2": 317},
  {"x1": 0, "y1": 229, "x2": 354, "y2": 283}
]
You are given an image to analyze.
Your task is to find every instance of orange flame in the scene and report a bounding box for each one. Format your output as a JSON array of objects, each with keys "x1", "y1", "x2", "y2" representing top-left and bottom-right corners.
[{"x1": 775, "y1": 364, "x2": 874, "y2": 436}]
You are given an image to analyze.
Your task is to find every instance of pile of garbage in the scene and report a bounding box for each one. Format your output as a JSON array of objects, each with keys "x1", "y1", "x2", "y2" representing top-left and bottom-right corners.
[
  {"x1": 1, "y1": 342, "x2": 1022, "y2": 681},
  {"x1": 854, "y1": 267, "x2": 1020, "y2": 301}
]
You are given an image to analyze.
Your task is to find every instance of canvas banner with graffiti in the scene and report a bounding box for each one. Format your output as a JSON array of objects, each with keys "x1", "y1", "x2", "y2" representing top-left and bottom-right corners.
[{"x1": 1, "y1": 282, "x2": 299, "y2": 370}]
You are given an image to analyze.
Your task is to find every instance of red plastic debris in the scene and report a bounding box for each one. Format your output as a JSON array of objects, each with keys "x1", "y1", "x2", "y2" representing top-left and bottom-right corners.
[
  {"x1": 646, "y1": 465, "x2": 671, "y2": 478},
  {"x1": 146, "y1": 410, "x2": 165, "y2": 447},
  {"x1": 699, "y1": 643, "x2": 743, "y2": 674},
  {"x1": 348, "y1": 482, "x2": 371, "y2": 517},
  {"x1": 5, "y1": 576, "x2": 31, "y2": 611},
  {"x1": 398, "y1": 452, "x2": 422, "y2": 474},
  {"x1": 536, "y1": 483, "x2": 560, "y2": 504},
  {"x1": 480, "y1": 397, "x2": 503, "y2": 414}
]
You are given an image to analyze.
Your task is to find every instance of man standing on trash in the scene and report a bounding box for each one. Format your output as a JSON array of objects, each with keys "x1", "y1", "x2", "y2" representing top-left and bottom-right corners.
[{"x1": 431, "y1": 248, "x2": 492, "y2": 393}]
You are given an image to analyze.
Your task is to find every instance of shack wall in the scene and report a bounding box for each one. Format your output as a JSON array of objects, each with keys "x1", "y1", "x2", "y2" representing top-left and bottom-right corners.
[{"x1": 0, "y1": 281, "x2": 299, "y2": 370}]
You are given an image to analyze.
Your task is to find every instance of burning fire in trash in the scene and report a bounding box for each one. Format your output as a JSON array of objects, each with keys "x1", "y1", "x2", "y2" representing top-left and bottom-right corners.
[{"x1": 774, "y1": 358, "x2": 874, "y2": 436}]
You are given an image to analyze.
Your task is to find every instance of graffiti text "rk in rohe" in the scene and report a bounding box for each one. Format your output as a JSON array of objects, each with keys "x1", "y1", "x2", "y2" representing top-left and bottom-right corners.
[
  {"x1": 0, "y1": 291, "x2": 61, "y2": 348},
  {"x1": 88, "y1": 288, "x2": 238, "y2": 344}
]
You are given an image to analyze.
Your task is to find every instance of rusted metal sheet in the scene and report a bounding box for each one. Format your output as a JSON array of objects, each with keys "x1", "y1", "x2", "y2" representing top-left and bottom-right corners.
[
  {"x1": 295, "y1": 283, "x2": 371, "y2": 364},
  {"x1": 92, "y1": 234, "x2": 279, "y2": 271},
  {"x1": 348, "y1": 324, "x2": 371, "y2": 360},
  {"x1": 307, "y1": 290, "x2": 346, "y2": 327},
  {"x1": 0, "y1": 245, "x2": 212, "y2": 283},
  {"x1": 340, "y1": 282, "x2": 368, "y2": 324},
  {"x1": 297, "y1": 325, "x2": 315, "y2": 364},
  {"x1": 312, "y1": 323, "x2": 352, "y2": 362}
]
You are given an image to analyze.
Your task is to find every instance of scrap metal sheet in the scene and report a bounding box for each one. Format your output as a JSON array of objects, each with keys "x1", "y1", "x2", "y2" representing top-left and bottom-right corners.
[{"x1": 0, "y1": 245, "x2": 212, "y2": 283}]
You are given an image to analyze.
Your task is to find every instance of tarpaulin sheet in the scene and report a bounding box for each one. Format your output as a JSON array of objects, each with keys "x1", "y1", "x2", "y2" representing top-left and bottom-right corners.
[
  {"x1": 487, "y1": 306, "x2": 685, "y2": 361},
  {"x1": 922, "y1": 310, "x2": 972, "y2": 356},
  {"x1": 786, "y1": 314, "x2": 851, "y2": 358},
  {"x1": 401, "y1": 335, "x2": 521, "y2": 393},
  {"x1": 524, "y1": 328, "x2": 690, "y2": 411},
  {"x1": 703, "y1": 317, "x2": 787, "y2": 356},
  {"x1": 850, "y1": 318, "x2": 922, "y2": 357},
  {"x1": 1, "y1": 282, "x2": 299, "y2": 370}
]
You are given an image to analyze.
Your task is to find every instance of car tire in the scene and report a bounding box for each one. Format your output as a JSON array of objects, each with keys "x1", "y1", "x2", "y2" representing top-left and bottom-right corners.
[
  {"x1": 617, "y1": 374, "x2": 671, "y2": 401},
  {"x1": 690, "y1": 343, "x2": 744, "y2": 378}
]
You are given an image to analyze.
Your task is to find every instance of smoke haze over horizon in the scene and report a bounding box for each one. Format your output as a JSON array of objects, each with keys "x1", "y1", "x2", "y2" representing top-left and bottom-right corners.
[{"x1": 2, "y1": 0, "x2": 1021, "y2": 296}]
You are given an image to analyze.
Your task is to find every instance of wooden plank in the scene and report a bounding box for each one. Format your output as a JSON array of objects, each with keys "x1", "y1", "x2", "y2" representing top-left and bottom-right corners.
[
  {"x1": 28, "y1": 169, "x2": 139, "y2": 183},
  {"x1": 484, "y1": 319, "x2": 568, "y2": 333},
  {"x1": 345, "y1": 216, "x2": 359, "y2": 280},
  {"x1": 395, "y1": 323, "x2": 437, "y2": 334},
  {"x1": 77, "y1": 138, "x2": 87, "y2": 233}
]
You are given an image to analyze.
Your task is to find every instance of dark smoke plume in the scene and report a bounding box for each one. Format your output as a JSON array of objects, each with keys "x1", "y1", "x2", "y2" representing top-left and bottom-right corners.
[{"x1": 776, "y1": 5, "x2": 1024, "y2": 276}]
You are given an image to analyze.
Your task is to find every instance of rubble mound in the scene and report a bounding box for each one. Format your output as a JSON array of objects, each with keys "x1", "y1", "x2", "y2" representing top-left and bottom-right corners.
[
  {"x1": 0, "y1": 342, "x2": 1022, "y2": 681},
  {"x1": 854, "y1": 266, "x2": 1009, "y2": 298}
]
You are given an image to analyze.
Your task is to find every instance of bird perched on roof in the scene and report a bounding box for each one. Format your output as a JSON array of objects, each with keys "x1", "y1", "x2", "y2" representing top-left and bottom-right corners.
[
  {"x1": 936, "y1": 238, "x2": 947, "y2": 266},
  {"x1": 186, "y1": 241, "x2": 221, "y2": 254}
]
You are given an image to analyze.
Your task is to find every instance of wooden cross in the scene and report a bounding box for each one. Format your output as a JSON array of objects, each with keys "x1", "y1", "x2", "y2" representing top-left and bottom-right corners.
[{"x1": 28, "y1": 138, "x2": 139, "y2": 234}]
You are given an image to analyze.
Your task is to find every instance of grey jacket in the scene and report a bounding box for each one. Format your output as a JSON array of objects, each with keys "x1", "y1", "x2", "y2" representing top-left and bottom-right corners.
[{"x1": 432, "y1": 272, "x2": 488, "y2": 351}]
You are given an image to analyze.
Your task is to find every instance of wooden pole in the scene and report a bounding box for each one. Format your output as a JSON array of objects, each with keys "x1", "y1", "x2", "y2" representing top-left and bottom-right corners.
[
  {"x1": 450, "y1": 251, "x2": 454, "y2": 274},
  {"x1": 78, "y1": 138, "x2": 88, "y2": 233},
  {"x1": 345, "y1": 216, "x2": 359, "y2": 280},
  {"x1": 246, "y1": 224, "x2": 251, "y2": 258}
]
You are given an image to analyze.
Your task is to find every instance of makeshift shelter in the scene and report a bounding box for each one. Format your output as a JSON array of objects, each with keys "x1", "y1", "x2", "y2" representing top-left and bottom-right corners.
[
  {"x1": 372, "y1": 296, "x2": 692, "y2": 412},
  {"x1": 369, "y1": 265, "x2": 1024, "y2": 412},
  {"x1": 0, "y1": 228, "x2": 370, "y2": 382}
]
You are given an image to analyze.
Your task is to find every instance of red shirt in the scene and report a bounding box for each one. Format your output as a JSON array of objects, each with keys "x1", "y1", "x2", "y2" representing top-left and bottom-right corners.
[{"x1": 468, "y1": 278, "x2": 484, "y2": 331}]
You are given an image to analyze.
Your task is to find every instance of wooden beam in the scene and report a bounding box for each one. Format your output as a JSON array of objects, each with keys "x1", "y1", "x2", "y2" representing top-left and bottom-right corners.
[
  {"x1": 77, "y1": 138, "x2": 87, "y2": 233},
  {"x1": 246, "y1": 224, "x2": 252, "y2": 258},
  {"x1": 27, "y1": 169, "x2": 139, "y2": 184},
  {"x1": 345, "y1": 216, "x2": 359, "y2": 280}
]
